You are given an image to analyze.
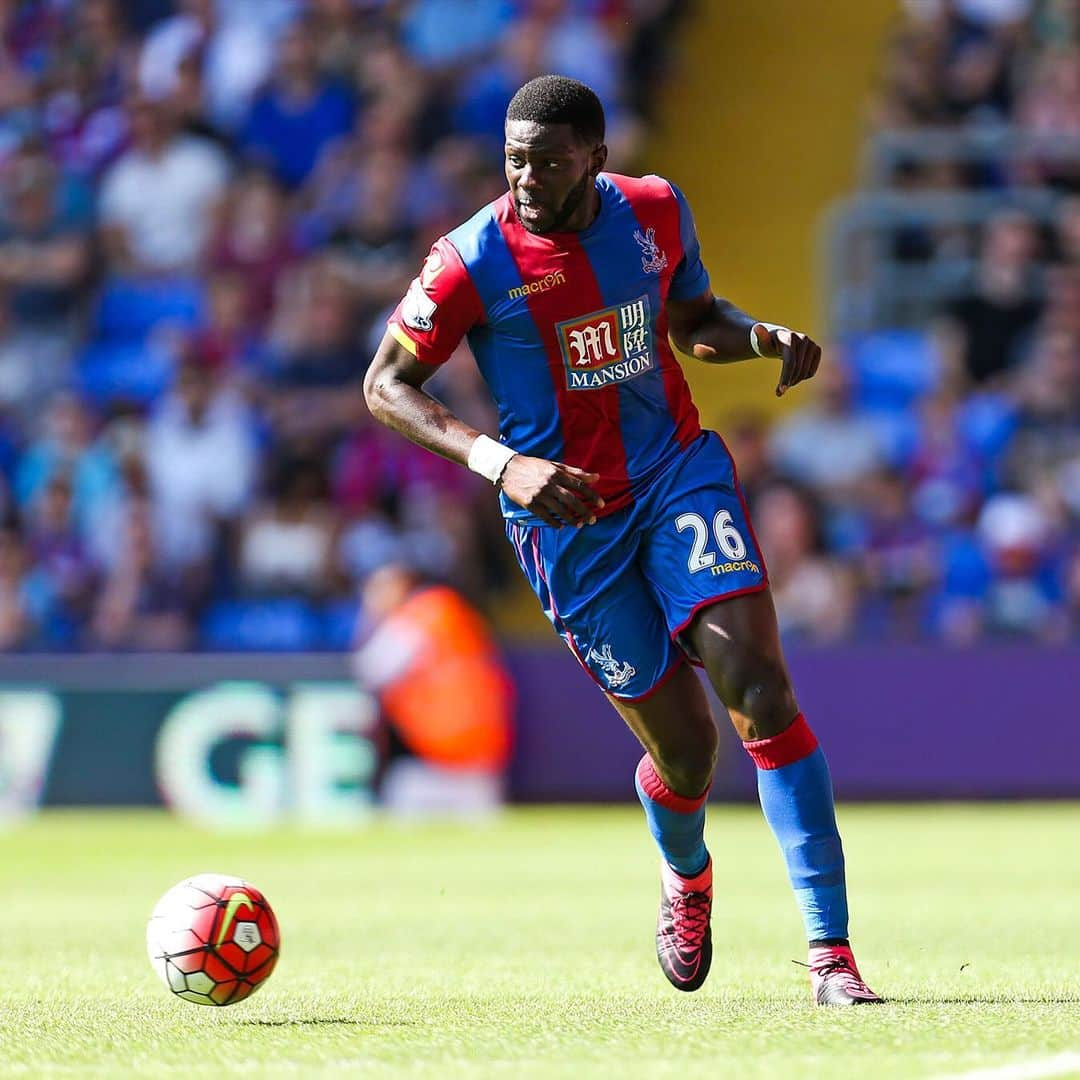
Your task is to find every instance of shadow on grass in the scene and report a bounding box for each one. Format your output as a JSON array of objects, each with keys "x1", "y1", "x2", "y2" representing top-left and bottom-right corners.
[
  {"x1": 884, "y1": 995, "x2": 1080, "y2": 1005},
  {"x1": 238, "y1": 1017, "x2": 418, "y2": 1027}
]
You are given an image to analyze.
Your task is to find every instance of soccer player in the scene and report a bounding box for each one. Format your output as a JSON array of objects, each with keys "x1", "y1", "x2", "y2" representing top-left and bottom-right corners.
[{"x1": 364, "y1": 75, "x2": 882, "y2": 1005}]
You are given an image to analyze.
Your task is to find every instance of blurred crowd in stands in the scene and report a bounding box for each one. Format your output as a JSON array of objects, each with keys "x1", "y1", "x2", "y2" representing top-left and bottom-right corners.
[
  {"x1": 744, "y1": 0, "x2": 1080, "y2": 644},
  {"x1": 0, "y1": 0, "x2": 687, "y2": 651},
  {"x1": 0, "y1": 0, "x2": 1075, "y2": 651}
]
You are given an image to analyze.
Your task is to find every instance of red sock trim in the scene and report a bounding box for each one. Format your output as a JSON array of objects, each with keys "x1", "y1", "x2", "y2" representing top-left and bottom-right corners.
[
  {"x1": 742, "y1": 713, "x2": 818, "y2": 770},
  {"x1": 635, "y1": 755, "x2": 709, "y2": 813}
]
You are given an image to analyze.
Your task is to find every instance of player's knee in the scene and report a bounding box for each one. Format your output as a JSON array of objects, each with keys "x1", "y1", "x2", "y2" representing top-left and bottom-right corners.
[
  {"x1": 653, "y1": 721, "x2": 718, "y2": 797},
  {"x1": 708, "y1": 650, "x2": 796, "y2": 736}
]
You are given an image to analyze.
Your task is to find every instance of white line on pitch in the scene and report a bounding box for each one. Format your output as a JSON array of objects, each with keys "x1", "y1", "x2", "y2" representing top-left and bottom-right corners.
[{"x1": 934, "y1": 1053, "x2": 1080, "y2": 1080}]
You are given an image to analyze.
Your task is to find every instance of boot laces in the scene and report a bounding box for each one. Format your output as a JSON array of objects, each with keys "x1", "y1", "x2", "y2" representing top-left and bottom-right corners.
[
  {"x1": 668, "y1": 890, "x2": 710, "y2": 949},
  {"x1": 812, "y1": 956, "x2": 873, "y2": 994}
]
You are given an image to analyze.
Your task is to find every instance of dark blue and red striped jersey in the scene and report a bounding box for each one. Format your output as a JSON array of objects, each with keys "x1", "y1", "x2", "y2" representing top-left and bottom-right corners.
[{"x1": 388, "y1": 172, "x2": 710, "y2": 522}]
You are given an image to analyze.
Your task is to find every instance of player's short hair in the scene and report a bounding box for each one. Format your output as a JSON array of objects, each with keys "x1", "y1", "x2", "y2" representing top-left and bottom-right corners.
[{"x1": 506, "y1": 75, "x2": 605, "y2": 145}]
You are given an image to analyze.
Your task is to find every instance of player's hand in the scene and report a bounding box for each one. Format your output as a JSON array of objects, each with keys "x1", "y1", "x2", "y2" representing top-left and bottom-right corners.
[
  {"x1": 498, "y1": 455, "x2": 604, "y2": 528},
  {"x1": 751, "y1": 325, "x2": 822, "y2": 397}
]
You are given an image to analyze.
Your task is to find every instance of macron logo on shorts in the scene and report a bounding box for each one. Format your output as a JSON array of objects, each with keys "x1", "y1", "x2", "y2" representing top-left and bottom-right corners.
[{"x1": 557, "y1": 295, "x2": 654, "y2": 391}]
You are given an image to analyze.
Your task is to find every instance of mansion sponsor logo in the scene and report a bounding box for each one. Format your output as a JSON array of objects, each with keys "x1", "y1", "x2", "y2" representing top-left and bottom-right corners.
[
  {"x1": 507, "y1": 271, "x2": 566, "y2": 300},
  {"x1": 557, "y1": 295, "x2": 654, "y2": 390},
  {"x1": 708, "y1": 559, "x2": 761, "y2": 576}
]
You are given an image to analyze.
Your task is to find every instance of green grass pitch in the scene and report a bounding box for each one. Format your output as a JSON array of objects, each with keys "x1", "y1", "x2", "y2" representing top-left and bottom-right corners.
[{"x1": 1, "y1": 804, "x2": 1078, "y2": 1078}]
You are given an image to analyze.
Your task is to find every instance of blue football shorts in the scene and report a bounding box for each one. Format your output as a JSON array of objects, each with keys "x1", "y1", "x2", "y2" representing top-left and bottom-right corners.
[{"x1": 507, "y1": 431, "x2": 768, "y2": 701}]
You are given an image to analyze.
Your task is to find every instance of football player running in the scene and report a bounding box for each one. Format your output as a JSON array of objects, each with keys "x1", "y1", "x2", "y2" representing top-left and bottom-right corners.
[{"x1": 365, "y1": 75, "x2": 881, "y2": 1005}]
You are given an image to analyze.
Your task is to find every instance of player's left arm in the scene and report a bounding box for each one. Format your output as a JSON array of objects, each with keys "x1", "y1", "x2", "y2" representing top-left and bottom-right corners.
[{"x1": 666, "y1": 290, "x2": 822, "y2": 398}]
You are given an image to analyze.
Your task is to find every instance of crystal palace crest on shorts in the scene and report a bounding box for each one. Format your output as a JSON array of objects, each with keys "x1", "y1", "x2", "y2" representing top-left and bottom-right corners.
[{"x1": 586, "y1": 644, "x2": 637, "y2": 690}]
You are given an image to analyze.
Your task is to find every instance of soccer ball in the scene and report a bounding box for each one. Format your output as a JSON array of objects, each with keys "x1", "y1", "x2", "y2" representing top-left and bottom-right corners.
[{"x1": 146, "y1": 873, "x2": 280, "y2": 1006}]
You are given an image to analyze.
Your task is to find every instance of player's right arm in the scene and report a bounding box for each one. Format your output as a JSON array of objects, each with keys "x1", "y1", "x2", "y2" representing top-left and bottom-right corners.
[
  {"x1": 364, "y1": 239, "x2": 604, "y2": 528},
  {"x1": 364, "y1": 336, "x2": 603, "y2": 528}
]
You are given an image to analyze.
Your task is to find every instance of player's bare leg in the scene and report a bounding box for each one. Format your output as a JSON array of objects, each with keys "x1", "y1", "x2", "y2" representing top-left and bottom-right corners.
[
  {"x1": 609, "y1": 661, "x2": 717, "y2": 796},
  {"x1": 608, "y1": 663, "x2": 717, "y2": 991},
  {"x1": 686, "y1": 588, "x2": 882, "y2": 1005}
]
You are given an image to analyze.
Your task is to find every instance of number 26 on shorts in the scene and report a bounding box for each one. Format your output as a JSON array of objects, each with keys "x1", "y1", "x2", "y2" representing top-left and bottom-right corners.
[{"x1": 675, "y1": 510, "x2": 747, "y2": 573}]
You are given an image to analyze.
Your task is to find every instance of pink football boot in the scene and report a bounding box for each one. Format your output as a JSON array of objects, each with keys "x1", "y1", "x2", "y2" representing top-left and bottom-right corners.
[
  {"x1": 808, "y1": 944, "x2": 883, "y2": 1006},
  {"x1": 655, "y1": 858, "x2": 712, "y2": 992}
]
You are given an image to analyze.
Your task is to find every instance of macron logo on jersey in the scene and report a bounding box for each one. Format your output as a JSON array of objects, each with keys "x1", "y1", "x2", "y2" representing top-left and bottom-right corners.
[
  {"x1": 557, "y1": 295, "x2": 654, "y2": 391},
  {"x1": 507, "y1": 270, "x2": 566, "y2": 300}
]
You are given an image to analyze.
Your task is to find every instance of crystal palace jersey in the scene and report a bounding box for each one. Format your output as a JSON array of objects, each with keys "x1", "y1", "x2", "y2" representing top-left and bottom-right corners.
[{"x1": 387, "y1": 172, "x2": 710, "y2": 523}]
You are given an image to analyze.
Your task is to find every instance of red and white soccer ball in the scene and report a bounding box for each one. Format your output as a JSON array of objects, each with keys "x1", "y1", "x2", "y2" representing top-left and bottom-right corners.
[{"x1": 147, "y1": 873, "x2": 280, "y2": 1006}]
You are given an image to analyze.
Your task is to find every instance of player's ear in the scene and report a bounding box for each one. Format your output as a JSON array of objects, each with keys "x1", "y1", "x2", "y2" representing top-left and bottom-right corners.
[{"x1": 590, "y1": 143, "x2": 608, "y2": 177}]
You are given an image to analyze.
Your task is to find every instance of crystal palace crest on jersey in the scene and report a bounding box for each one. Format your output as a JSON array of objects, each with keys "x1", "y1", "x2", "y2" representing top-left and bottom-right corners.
[{"x1": 634, "y1": 227, "x2": 668, "y2": 274}]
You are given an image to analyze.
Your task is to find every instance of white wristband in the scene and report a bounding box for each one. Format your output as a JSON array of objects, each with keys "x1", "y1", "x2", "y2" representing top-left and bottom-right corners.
[
  {"x1": 467, "y1": 434, "x2": 517, "y2": 486},
  {"x1": 750, "y1": 322, "x2": 789, "y2": 358}
]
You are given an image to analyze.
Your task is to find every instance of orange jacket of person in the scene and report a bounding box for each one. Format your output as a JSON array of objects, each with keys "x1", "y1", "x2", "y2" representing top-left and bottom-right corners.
[{"x1": 354, "y1": 584, "x2": 514, "y2": 771}]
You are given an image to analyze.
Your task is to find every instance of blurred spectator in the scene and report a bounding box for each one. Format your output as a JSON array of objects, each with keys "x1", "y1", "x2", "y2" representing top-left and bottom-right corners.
[
  {"x1": 937, "y1": 492, "x2": 1067, "y2": 642},
  {"x1": 940, "y1": 32, "x2": 1014, "y2": 123},
  {"x1": 0, "y1": 144, "x2": 90, "y2": 424},
  {"x1": 1010, "y1": 45, "x2": 1080, "y2": 137},
  {"x1": 721, "y1": 410, "x2": 775, "y2": 505},
  {"x1": 301, "y1": 100, "x2": 425, "y2": 241},
  {"x1": 99, "y1": 94, "x2": 230, "y2": 275},
  {"x1": 238, "y1": 455, "x2": 340, "y2": 598},
  {"x1": 353, "y1": 560, "x2": 514, "y2": 818},
  {"x1": 14, "y1": 394, "x2": 118, "y2": 541},
  {"x1": 0, "y1": 524, "x2": 33, "y2": 650},
  {"x1": 207, "y1": 170, "x2": 299, "y2": 327},
  {"x1": 42, "y1": 0, "x2": 130, "y2": 177},
  {"x1": 352, "y1": 35, "x2": 435, "y2": 143},
  {"x1": 261, "y1": 260, "x2": 366, "y2": 453},
  {"x1": 1015, "y1": 46, "x2": 1080, "y2": 188},
  {"x1": 450, "y1": 4, "x2": 632, "y2": 157},
  {"x1": 1067, "y1": 546, "x2": 1080, "y2": 631},
  {"x1": 185, "y1": 270, "x2": 259, "y2": 372},
  {"x1": 138, "y1": 0, "x2": 276, "y2": 135},
  {"x1": 311, "y1": 0, "x2": 370, "y2": 85},
  {"x1": 752, "y1": 483, "x2": 856, "y2": 643},
  {"x1": 907, "y1": 380, "x2": 989, "y2": 531},
  {"x1": 452, "y1": 16, "x2": 547, "y2": 152},
  {"x1": 531, "y1": 0, "x2": 625, "y2": 122},
  {"x1": 1000, "y1": 327, "x2": 1080, "y2": 499},
  {"x1": 941, "y1": 210, "x2": 1044, "y2": 386},
  {"x1": 239, "y1": 19, "x2": 354, "y2": 190},
  {"x1": 23, "y1": 472, "x2": 97, "y2": 641},
  {"x1": 145, "y1": 352, "x2": 257, "y2": 574},
  {"x1": 84, "y1": 420, "x2": 152, "y2": 573},
  {"x1": 323, "y1": 149, "x2": 420, "y2": 320},
  {"x1": 0, "y1": 290, "x2": 69, "y2": 432},
  {"x1": 1033, "y1": 0, "x2": 1080, "y2": 46},
  {"x1": 90, "y1": 496, "x2": 197, "y2": 650},
  {"x1": 952, "y1": 0, "x2": 1032, "y2": 29},
  {"x1": 400, "y1": 0, "x2": 514, "y2": 72},
  {"x1": 1052, "y1": 195, "x2": 1080, "y2": 266},
  {"x1": 768, "y1": 358, "x2": 887, "y2": 503},
  {"x1": 858, "y1": 468, "x2": 939, "y2": 639},
  {"x1": 334, "y1": 423, "x2": 478, "y2": 588},
  {"x1": 0, "y1": 143, "x2": 91, "y2": 335}
]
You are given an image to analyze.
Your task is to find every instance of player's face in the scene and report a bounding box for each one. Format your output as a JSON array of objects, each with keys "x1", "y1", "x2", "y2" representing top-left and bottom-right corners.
[{"x1": 504, "y1": 121, "x2": 606, "y2": 235}]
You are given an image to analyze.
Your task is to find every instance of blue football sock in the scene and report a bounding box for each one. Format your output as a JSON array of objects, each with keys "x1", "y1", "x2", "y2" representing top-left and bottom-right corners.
[
  {"x1": 744, "y1": 714, "x2": 849, "y2": 942},
  {"x1": 634, "y1": 755, "x2": 709, "y2": 878}
]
